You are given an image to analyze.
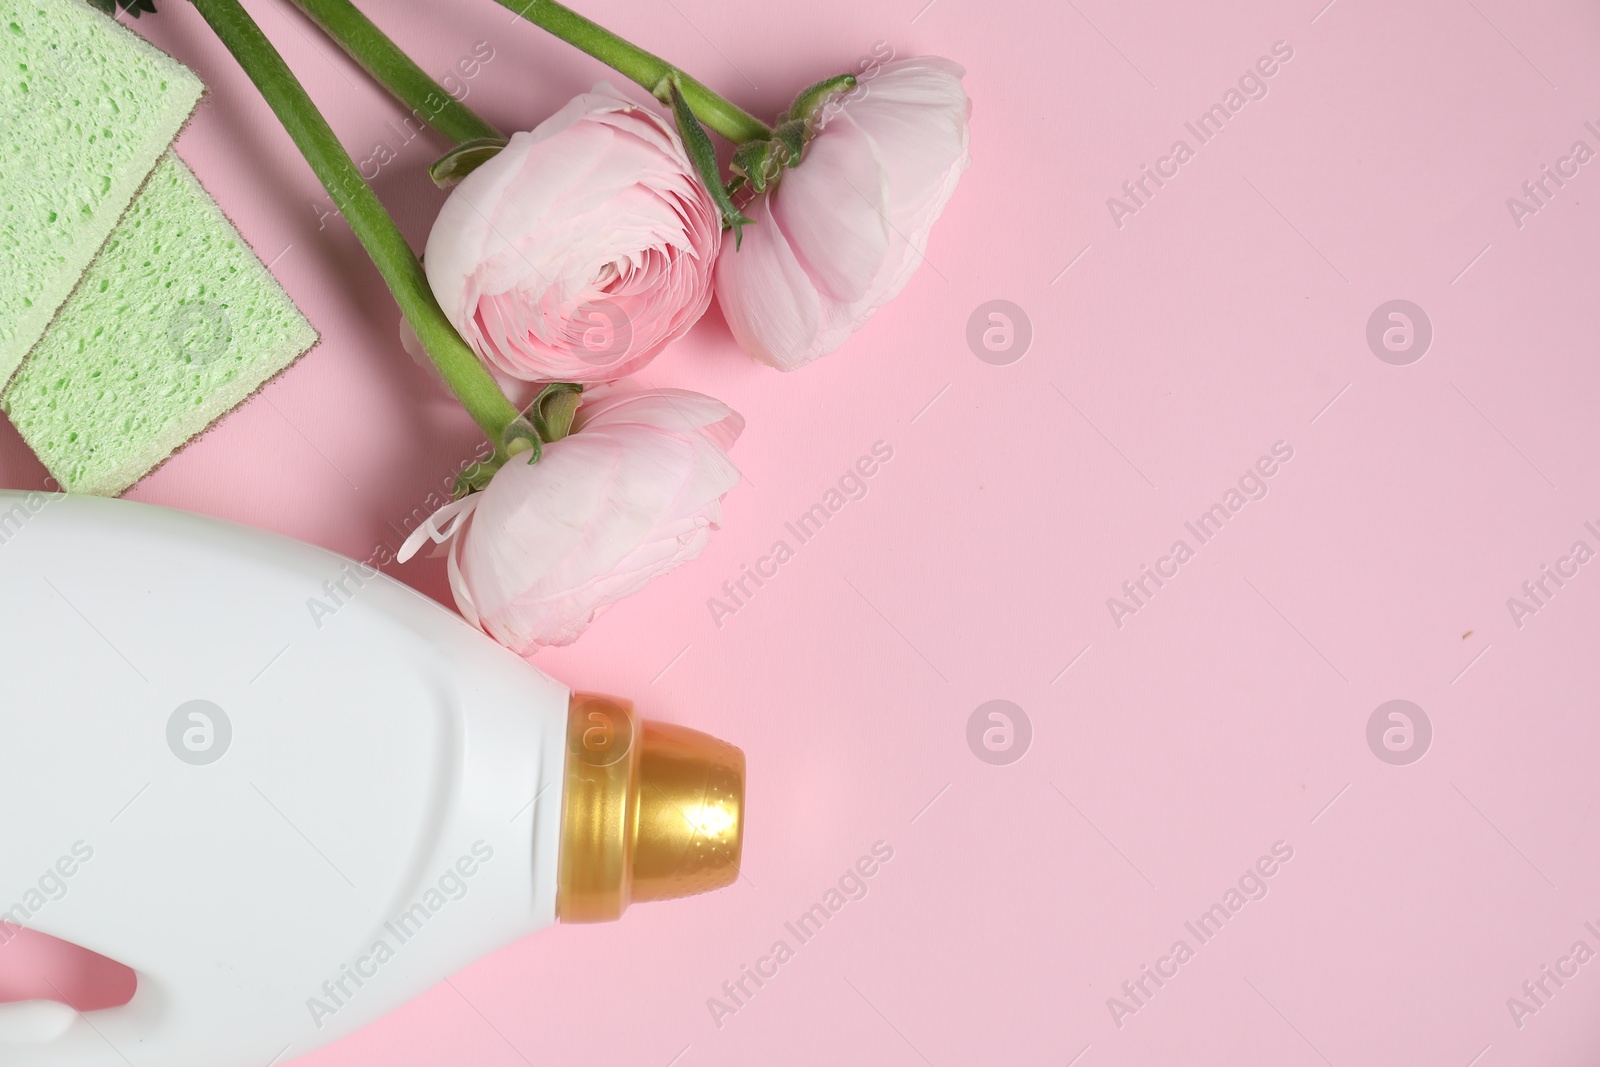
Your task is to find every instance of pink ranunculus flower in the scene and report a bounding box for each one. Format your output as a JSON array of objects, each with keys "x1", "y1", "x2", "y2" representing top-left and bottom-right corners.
[
  {"x1": 399, "y1": 389, "x2": 743, "y2": 651},
  {"x1": 715, "y1": 57, "x2": 972, "y2": 371},
  {"x1": 424, "y1": 84, "x2": 722, "y2": 383}
]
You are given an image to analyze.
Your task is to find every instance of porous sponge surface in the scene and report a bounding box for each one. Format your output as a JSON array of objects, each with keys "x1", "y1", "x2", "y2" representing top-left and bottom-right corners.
[
  {"x1": 0, "y1": 0, "x2": 203, "y2": 385},
  {"x1": 2, "y1": 153, "x2": 319, "y2": 496}
]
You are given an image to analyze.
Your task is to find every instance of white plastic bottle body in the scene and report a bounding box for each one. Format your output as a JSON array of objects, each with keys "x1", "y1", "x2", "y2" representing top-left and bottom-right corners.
[{"x1": 0, "y1": 491, "x2": 569, "y2": 1066}]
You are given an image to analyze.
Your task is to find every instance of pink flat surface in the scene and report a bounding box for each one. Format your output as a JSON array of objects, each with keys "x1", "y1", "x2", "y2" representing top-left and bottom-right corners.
[{"x1": 6, "y1": 0, "x2": 1600, "y2": 1063}]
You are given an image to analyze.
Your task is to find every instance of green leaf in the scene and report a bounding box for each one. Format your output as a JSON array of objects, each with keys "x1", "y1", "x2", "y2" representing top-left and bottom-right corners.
[
  {"x1": 786, "y1": 73, "x2": 856, "y2": 129},
  {"x1": 528, "y1": 382, "x2": 583, "y2": 443},
  {"x1": 428, "y1": 136, "x2": 509, "y2": 188},
  {"x1": 661, "y1": 75, "x2": 752, "y2": 247}
]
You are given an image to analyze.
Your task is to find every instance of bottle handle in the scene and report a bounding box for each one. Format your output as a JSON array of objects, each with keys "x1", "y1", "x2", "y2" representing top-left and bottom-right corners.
[
  {"x1": 0, "y1": 1001, "x2": 77, "y2": 1042},
  {"x1": 0, "y1": 980, "x2": 160, "y2": 1064}
]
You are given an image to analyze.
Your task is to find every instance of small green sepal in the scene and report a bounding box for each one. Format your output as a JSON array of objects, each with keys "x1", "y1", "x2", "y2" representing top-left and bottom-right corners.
[
  {"x1": 785, "y1": 73, "x2": 857, "y2": 130},
  {"x1": 660, "y1": 75, "x2": 752, "y2": 247},
  {"x1": 731, "y1": 140, "x2": 777, "y2": 193},
  {"x1": 453, "y1": 460, "x2": 502, "y2": 499},
  {"x1": 528, "y1": 382, "x2": 583, "y2": 443},
  {"x1": 502, "y1": 416, "x2": 543, "y2": 466}
]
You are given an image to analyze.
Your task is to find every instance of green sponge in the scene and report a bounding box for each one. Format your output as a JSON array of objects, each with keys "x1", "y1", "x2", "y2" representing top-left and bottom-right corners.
[
  {"x1": 0, "y1": 0, "x2": 203, "y2": 386},
  {"x1": 1, "y1": 153, "x2": 319, "y2": 495}
]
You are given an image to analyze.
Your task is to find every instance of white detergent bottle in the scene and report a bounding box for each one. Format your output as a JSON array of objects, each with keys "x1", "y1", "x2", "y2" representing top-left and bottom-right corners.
[{"x1": 0, "y1": 490, "x2": 745, "y2": 1066}]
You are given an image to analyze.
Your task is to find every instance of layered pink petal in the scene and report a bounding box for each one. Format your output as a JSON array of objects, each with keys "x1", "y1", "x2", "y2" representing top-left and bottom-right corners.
[
  {"x1": 713, "y1": 57, "x2": 971, "y2": 371},
  {"x1": 836, "y1": 59, "x2": 972, "y2": 312},
  {"x1": 713, "y1": 195, "x2": 825, "y2": 371},
  {"x1": 417, "y1": 389, "x2": 742, "y2": 652},
  {"x1": 769, "y1": 116, "x2": 890, "y2": 304},
  {"x1": 424, "y1": 84, "x2": 721, "y2": 383}
]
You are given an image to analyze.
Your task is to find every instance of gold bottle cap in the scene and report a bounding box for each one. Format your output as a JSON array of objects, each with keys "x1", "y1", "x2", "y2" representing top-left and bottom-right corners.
[{"x1": 556, "y1": 693, "x2": 745, "y2": 923}]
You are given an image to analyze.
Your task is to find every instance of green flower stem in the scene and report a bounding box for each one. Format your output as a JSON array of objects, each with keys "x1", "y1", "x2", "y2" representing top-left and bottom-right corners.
[
  {"x1": 189, "y1": 0, "x2": 523, "y2": 451},
  {"x1": 491, "y1": 0, "x2": 770, "y2": 144},
  {"x1": 286, "y1": 0, "x2": 502, "y2": 145}
]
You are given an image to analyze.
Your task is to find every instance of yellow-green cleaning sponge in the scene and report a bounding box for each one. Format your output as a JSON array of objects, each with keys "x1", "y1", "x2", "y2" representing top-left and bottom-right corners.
[
  {"x1": 2, "y1": 153, "x2": 319, "y2": 495},
  {"x1": 0, "y1": 0, "x2": 203, "y2": 386}
]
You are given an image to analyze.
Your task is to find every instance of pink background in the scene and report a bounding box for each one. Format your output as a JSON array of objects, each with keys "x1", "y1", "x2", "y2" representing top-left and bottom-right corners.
[{"x1": 6, "y1": 0, "x2": 1600, "y2": 1063}]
